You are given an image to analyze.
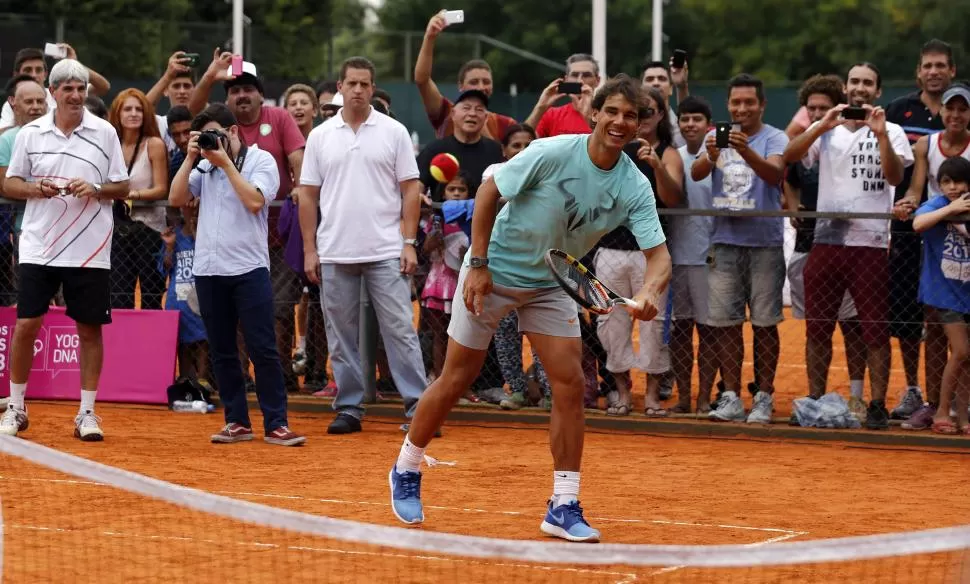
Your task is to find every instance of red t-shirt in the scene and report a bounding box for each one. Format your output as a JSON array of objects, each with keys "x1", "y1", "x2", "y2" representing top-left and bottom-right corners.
[
  {"x1": 237, "y1": 106, "x2": 306, "y2": 199},
  {"x1": 535, "y1": 104, "x2": 591, "y2": 138},
  {"x1": 430, "y1": 97, "x2": 516, "y2": 141}
]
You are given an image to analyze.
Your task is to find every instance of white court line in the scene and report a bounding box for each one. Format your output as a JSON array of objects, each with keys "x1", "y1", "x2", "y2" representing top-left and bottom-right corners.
[
  {"x1": 647, "y1": 531, "x2": 809, "y2": 578},
  {"x1": 0, "y1": 475, "x2": 802, "y2": 537},
  {"x1": 8, "y1": 524, "x2": 638, "y2": 583}
]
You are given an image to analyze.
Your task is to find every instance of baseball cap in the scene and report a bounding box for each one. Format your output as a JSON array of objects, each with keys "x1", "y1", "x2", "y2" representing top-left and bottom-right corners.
[
  {"x1": 942, "y1": 84, "x2": 970, "y2": 106},
  {"x1": 455, "y1": 89, "x2": 489, "y2": 108},
  {"x1": 223, "y1": 61, "x2": 264, "y2": 95}
]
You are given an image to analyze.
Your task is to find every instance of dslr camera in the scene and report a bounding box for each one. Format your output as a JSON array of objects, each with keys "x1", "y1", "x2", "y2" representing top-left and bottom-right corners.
[{"x1": 198, "y1": 129, "x2": 226, "y2": 151}]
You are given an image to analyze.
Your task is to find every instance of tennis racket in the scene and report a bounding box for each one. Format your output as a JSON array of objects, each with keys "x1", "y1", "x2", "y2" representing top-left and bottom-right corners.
[{"x1": 544, "y1": 249, "x2": 639, "y2": 315}]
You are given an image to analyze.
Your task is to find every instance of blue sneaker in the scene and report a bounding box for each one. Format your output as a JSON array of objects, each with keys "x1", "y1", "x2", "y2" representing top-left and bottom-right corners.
[
  {"x1": 540, "y1": 499, "x2": 601, "y2": 542},
  {"x1": 388, "y1": 465, "x2": 424, "y2": 524}
]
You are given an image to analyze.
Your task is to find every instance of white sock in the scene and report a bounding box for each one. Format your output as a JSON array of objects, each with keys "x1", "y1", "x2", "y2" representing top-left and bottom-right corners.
[
  {"x1": 296, "y1": 336, "x2": 306, "y2": 353},
  {"x1": 9, "y1": 382, "x2": 26, "y2": 410},
  {"x1": 850, "y1": 380, "x2": 864, "y2": 399},
  {"x1": 396, "y1": 436, "x2": 426, "y2": 473},
  {"x1": 79, "y1": 390, "x2": 97, "y2": 413},
  {"x1": 552, "y1": 471, "x2": 580, "y2": 506}
]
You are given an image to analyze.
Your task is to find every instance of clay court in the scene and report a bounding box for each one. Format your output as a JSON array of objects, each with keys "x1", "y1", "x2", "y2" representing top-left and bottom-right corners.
[{"x1": 2, "y1": 398, "x2": 970, "y2": 583}]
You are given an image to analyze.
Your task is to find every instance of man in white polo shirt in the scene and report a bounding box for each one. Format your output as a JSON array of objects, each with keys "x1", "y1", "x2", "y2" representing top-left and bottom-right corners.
[
  {"x1": 0, "y1": 59, "x2": 130, "y2": 441},
  {"x1": 299, "y1": 56, "x2": 427, "y2": 435}
]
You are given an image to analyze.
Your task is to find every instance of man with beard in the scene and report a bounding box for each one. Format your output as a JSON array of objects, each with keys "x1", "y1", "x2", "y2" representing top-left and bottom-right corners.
[
  {"x1": 387, "y1": 74, "x2": 670, "y2": 543},
  {"x1": 784, "y1": 62, "x2": 914, "y2": 430},
  {"x1": 884, "y1": 40, "x2": 956, "y2": 425},
  {"x1": 190, "y1": 53, "x2": 306, "y2": 392}
]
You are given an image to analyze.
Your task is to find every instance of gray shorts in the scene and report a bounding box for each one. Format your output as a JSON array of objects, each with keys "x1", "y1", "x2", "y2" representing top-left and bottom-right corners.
[
  {"x1": 671, "y1": 264, "x2": 710, "y2": 325},
  {"x1": 707, "y1": 244, "x2": 785, "y2": 328},
  {"x1": 787, "y1": 251, "x2": 857, "y2": 321},
  {"x1": 448, "y1": 265, "x2": 581, "y2": 351}
]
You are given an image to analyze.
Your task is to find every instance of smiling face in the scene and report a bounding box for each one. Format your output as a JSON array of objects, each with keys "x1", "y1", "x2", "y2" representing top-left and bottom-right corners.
[
  {"x1": 591, "y1": 93, "x2": 639, "y2": 150},
  {"x1": 845, "y1": 65, "x2": 881, "y2": 107},
  {"x1": 678, "y1": 112, "x2": 708, "y2": 146},
  {"x1": 13, "y1": 81, "x2": 47, "y2": 125},
  {"x1": 503, "y1": 130, "x2": 533, "y2": 159},
  {"x1": 727, "y1": 86, "x2": 764, "y2": 134},
  {"x1": 451, "y1": 97, "x2": 487, "y2": 136},
  {"x1": 51, "y1": 79, "x2": 87, "y2": 118},
  {"x1": 285, "y1": 90, "x2": 315, "y2": 129},
  {"x1": 943, "y1": 97, "x2": 970, "y2": 133},
  {"x1": 226, "y1": 84, "x2": 263, "y2": 122},
  {"x1": 918, "y1": 52, "x2": 955, "y2": 95}
]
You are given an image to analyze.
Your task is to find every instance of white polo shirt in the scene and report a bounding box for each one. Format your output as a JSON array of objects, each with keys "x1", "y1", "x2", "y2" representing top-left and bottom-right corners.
[
  {"x1": 5, "y1": 109, "x2": 128, "y2": 269},
  {"x1": 300, "y1": 107, "x2": 419, "y2": 263}
]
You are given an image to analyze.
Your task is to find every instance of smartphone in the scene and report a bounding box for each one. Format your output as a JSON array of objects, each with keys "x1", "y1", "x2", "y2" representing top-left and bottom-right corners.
[
  {"x1": 231, "y1": 54, "x2": 243, "y2": 77},
  {"x1": 180, "y1": 53, "x2": 200, "y2": 68},
  {"x1": 672, "y1": 49, "x2": 688, "y2": 69},
  {"x1": 558, "y1": 81, "x2": 583, "y2": 95},
  {"x1": 443, "y1": 10, "x2": 465, "y2": 25},
  {"x1": 44, "y1": 42, "x2": 66, "y2": 60},
  {"x1": 715, "y1": 122, "x2": 732, "y2": 149},
  {"x1": 842, "y1": 106, "x2": 867, "y2": 121}
]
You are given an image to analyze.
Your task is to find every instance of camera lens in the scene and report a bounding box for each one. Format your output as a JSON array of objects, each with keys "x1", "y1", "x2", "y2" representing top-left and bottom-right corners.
[{"x1": 198, "y1": 131, "x2": 220, "y2": 150}]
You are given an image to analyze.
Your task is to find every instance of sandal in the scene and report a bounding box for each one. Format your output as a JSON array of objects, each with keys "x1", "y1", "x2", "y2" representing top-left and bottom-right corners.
[
  {"x1": 669, "y1": 403, "x2": 691, "y2": 414},
  {"x1": 932, "y1": 419, "x2": 959, "y2": 435},
  {"x1": 644, "y1": 406, "x2": 669, "y2": 418},
  {"x1": 605, "y1": 390, "x2": 631, "y2": 416}
]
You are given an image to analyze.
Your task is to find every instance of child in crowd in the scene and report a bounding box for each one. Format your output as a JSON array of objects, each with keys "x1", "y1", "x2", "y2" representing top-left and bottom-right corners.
[
  {"x1": 913, "y1": 156, "x2": 970, "y2": 434},
  {"x1": 421, "y1": 171, "x2": 471, "y2": 385},
  {"x1": 160, "y1": 200, "x2": 210, "y2": 387}
]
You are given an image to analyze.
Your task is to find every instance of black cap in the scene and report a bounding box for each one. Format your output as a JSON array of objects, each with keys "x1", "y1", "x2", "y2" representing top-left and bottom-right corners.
[{"x1": 455, "y1": 89, "x2": 489, "y2": 108}]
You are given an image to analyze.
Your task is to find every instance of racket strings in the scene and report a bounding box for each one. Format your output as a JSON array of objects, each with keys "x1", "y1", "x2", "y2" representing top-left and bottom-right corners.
[{"x1": 551, "y1": 258, "x2": 612, "y2": 311}]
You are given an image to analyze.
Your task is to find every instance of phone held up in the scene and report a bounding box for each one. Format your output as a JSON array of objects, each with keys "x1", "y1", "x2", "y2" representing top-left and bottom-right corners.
[
  {"x1": 672, "y1": 49, "x2": 687, "y2": 69},
  {"x1": 443, "y1": 10, "x2": 464, "y2": 25},
  {"x1": 180, "y1": 53, "x2": 201, "y2": 68},
  {"x1": 841, "y1": 106, "x2": 868, "y2": 121},
  {"x1": 44, "y1": 42, "x2": 67, "y2": 60},
  {"x1": 558, "y1": 81, "x2": 583, "y2": 95},
  {"x1": 715, "y1": 122, "x2": 732, "y2": 149}
]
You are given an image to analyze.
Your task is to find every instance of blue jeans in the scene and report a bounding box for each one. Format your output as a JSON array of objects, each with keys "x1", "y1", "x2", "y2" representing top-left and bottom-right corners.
[
  {"x1": 196, "y1": 269, "x2": 288, "y2": 433},
  {"x1": 320, "y1": 259, "x2": 426, "y2": 419}
]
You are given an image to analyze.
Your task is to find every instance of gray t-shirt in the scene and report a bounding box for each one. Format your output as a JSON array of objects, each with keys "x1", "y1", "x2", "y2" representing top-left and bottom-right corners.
[{"x1": 668, "y1": 145, "x2": 713, "y2": 265}]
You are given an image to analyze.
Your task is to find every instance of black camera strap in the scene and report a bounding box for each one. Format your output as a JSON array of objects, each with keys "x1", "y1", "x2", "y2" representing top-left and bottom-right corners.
[{"x1": 233, "y1": 142, "x2": 248, "y2": 173}]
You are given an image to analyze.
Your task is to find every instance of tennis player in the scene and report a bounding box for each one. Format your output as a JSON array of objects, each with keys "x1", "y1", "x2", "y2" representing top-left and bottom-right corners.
[{"x1": 389, "y1": 74, "x2": 671, "y2": 542}]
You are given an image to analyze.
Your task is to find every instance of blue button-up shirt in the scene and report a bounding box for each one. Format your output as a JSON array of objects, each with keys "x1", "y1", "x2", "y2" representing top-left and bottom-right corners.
[{"x1": 189, "y1": 145, "x2": 280, "y2": 277}]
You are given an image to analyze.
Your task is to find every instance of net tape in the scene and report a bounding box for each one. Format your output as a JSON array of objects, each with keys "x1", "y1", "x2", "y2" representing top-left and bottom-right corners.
[{"x1": 1, "y1": 435, "x2": 968, "y2": 569}]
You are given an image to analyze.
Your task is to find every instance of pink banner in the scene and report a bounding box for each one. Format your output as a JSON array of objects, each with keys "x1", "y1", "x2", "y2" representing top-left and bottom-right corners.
[{"x1": 0, "y1": 307, "x2": 178, "y2": 404}]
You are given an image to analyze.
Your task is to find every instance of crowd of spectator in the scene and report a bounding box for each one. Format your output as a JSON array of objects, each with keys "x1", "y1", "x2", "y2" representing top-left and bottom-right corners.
[{"x1": 0, "y1": 23, "x2": 968, "y2": 437}]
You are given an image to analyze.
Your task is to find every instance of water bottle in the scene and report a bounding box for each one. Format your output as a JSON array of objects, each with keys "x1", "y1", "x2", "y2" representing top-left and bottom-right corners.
[{"x1": 172, "y1": 400, "x2": 214, "y2": 413}]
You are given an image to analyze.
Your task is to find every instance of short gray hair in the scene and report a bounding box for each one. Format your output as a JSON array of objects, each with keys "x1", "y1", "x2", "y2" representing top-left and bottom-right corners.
[
  {"x1": 566, "y1": 53, "x2": 599, "y2": 76},
  {"x1": 48, "y1": 59, "x2": 89, "y2": 89}
]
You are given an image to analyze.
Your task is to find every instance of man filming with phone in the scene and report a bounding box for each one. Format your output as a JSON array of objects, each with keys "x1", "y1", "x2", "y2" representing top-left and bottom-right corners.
[
  {"x1": 525, "y1": 54, "x2": 600, "y2": 137},
  {"x1": 170, "y1": 103, "x2": 305, "y2": 447},
  {"x1": 783, "y1": 62, "x2": 914, "y2": 430}
]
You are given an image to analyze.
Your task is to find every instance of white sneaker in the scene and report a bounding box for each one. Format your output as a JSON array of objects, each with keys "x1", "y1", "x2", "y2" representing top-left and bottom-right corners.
[
  {"x1": 74, "y1": 410, "x2": 104, "y2": 442},
  {"x1": 0, "y1": 405, "x2": 28, "y2": 436},
  {"x1": 709, "y1": 391, "x2": 745, "y2": 422},
  {"x1": 746, "y1": 391, "x2": 774, "y2": 424}
]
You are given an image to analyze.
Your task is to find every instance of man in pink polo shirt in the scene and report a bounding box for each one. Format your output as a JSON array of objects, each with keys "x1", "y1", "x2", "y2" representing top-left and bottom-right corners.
[{"x1": 525, "y1": 54, "x2": 601, "y2": 137}]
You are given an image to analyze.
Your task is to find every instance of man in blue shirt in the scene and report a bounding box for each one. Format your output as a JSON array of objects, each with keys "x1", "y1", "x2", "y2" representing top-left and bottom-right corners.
[
  {"x1": 170, "y1": 103, "x2": 305, "y2": 447},
  {"x1": 690, "y1": 74, "x2": 789, "y2": 425},
  {"x1": 388, "y1": 74, "x2": 671, "y2": 542}
]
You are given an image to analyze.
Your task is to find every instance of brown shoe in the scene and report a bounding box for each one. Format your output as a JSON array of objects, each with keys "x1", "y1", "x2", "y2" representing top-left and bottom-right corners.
[
  {"x1": 211, "y1": 423, "x2": 254, "y2": 444},
  {"x1": 265, "y1": 425, "x2": 306, "y2": 446}
]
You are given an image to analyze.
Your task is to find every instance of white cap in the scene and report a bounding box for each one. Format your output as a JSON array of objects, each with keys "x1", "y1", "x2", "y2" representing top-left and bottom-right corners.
[
  {"x1": 225, "y1": 60, "x2": 258, "y2": 79},
  {"x1": 330, "y1": 93, "x2": 344, "y2": 106}
]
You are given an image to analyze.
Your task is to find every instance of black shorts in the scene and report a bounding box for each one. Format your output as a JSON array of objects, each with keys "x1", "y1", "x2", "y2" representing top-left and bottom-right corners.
[
  {"x1": 17, "y1": 264, "x2": 112, "y2": 325},
  {"x1": 888, "y1": 232, "x2": 924, "y2": 340}
]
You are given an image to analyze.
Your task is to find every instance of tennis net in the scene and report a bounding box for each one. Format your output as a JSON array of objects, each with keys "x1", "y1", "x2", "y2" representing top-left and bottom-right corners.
[{"x1": 0, "y1": 435, "x2": 968, "y2": 583}]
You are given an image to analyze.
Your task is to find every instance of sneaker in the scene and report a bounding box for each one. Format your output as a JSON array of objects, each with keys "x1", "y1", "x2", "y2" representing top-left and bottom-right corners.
[
  {"x1": 211, "y1": 423, "x2": 254, "y2": 443},
  {"x1": 848, "y1": 396, "x2": 867, "y2": 422},
  {"x1": 901, "y1": 404, "x2": 937, "y2": 430},
  {"x1": 292, "y1": 351, "x2": 307, "y2": 375},
  {"x1": 500, "y1": 392, "x2": 527, "y2": 411},
  {"x1": 312, "y1": 381, "x2": 338, "y2": 398},
  {"x1": 709, "y1": 391, "x2": 745, "y2": 422},
  {"x1": 265, "y1": 426, "x2": 306, "y2": 446},
  {"x1": 73, "y1": 410, "x2": 104, "y2": 442},
  {"x1": 0, "y1": 405, "x2": 28, "y2": 436},
  {"x1": 865, "y1": 400, "x2": 890, "y2": 430},
  {"x1": 388, "y1": 465, "x2": 424, "y2": 524},
  {"x1": 891, "y1": 387, "x2": 924, "y2": 420},
  {"x1": 539, "y1": 499, "x2": 601, "y2": 543},
  {"x1": 746, "y1": 391, "x2": 773, "y2": 424}
]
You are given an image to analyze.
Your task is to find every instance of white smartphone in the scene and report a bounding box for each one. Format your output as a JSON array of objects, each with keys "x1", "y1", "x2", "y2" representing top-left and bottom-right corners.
[
  {"x1": 44, "y1": 43, "x2": 66, "y2": 59},
  {"x1": 443, "y1": 10, "x2": 465, "y2": 25}
]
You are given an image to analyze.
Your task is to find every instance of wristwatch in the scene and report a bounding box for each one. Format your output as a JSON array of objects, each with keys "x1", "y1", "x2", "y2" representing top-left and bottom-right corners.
[
  {"x1": 92, "y1": 183, "x2": 103, "y2": 197},
  {"x1": 403, "y1": 238, "x2": 418, "y2": 247},
  {"x1": 469, "y1": 256, "x2": 489, "y2": 269}
]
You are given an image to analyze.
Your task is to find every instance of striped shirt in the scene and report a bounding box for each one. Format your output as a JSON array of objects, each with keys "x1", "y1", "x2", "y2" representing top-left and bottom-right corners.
[{"x1": 5, "y1": 109, "x2": 128, "y2": 269}]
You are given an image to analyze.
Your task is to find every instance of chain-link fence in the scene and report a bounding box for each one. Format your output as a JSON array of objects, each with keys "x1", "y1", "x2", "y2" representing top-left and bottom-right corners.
[{"x1": 2, "y1": 199, "x2": 964, "y2": 424}]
